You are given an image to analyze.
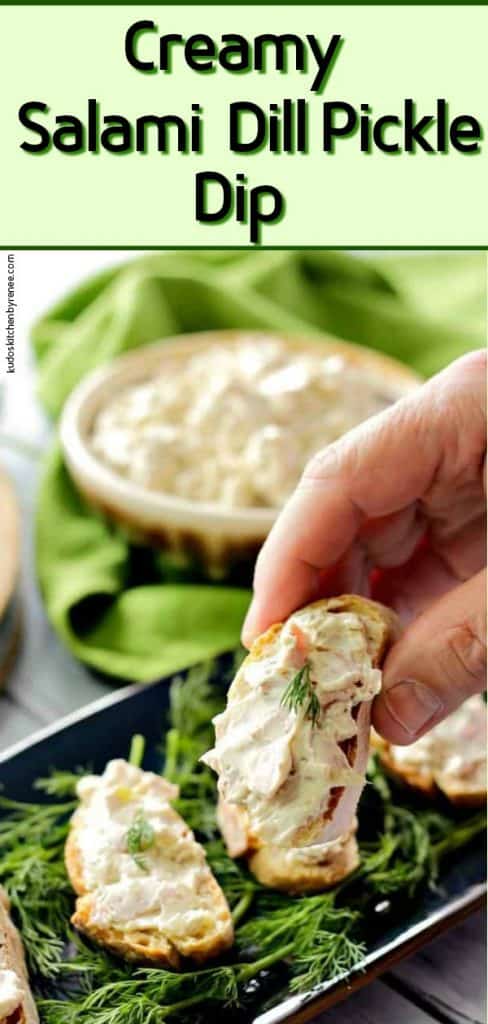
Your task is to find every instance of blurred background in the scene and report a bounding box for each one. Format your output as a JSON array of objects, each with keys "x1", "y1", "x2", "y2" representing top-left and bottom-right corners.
[{"x1": 1, "y1": 253, "x2": 132, "y2": 748}]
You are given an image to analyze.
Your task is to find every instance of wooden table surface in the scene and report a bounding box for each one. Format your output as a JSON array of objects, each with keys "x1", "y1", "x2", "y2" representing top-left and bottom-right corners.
[{"x1": 0, "y1": 251, "x2": 485, "y2": 1024}]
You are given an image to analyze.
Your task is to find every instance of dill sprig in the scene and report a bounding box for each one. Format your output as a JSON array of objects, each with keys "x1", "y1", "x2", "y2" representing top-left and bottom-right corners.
[
  {"x1": 34, "y1": 768, "x2": 87, "y2": 798},
  {"x1": 0, "y1": 794, "x2": 76, "y2": 851},
  {"x1": 238, "y1": 890, "x2": 365, "y2": 992},
  {"x1": 281, "y1": 662, "x2": 321, "y2": 726},
  {"x1": 358, "y1": 758, "x2": 487, "y2": 898},
  {"x1": 205, "y1": 838, "x2": 259, "y2": 925},
  {"x1": 59, "y1": 930, "x2": 131, "y2": 987},
  {"x1": 0, "y1": 792, "x2": 75, "y2": 977},
  {"x1": 128, "y1": 734, "x2": 146, "y2": 769},
  {"x1": 126, "y1": 809, "x2": 155, "y2": 872},
  {"x1": 163, "y1": 660, "x2": 227, "y2": 838},
  {"x1": 290, "y1": 931, "x2": 366, "y2": 993},
  {"x1": 205, "y1": 838, "x2": 258, "y2": 903}
]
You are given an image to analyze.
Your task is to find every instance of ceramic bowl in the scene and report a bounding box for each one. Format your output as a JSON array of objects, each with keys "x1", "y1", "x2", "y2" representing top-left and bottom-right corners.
[{"x1": 60, "y1": 330, "x2": 421, "y2": 579}]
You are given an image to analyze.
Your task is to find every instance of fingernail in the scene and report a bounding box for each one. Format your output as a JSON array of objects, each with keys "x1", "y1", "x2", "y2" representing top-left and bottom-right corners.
[
  {"x1": 384, "y1": 680, "x2": 443, "y2": 737},
  {"x1": 242, "y1": 598, "x2": 259, "y2": 647}
]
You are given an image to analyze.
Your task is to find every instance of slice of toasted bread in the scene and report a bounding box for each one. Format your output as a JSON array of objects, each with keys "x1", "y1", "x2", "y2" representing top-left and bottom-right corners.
[
  {"x1": 204, "y1": 595, "x2": 399, "y2": 851},
  {"x1": 217, "y1": 797, "x2": 359, "y2": 892},
  {"x1": 373, "y1": 696, "x2": 487, "y2": 809},
  {"x1": 65, "y1": 760, "x2": 233, "y2": 968},
  {"x1": 248, "y1": 832, "x2": 360, "y2": 893},
  {"x1": 0, "y1": 886, "x2": 39, "y2": 1024}
]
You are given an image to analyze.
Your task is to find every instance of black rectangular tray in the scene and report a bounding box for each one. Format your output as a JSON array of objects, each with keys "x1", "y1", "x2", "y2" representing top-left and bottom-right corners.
[{"x1": 0, "y1": 670, "x2": 485, "y2": 1024}]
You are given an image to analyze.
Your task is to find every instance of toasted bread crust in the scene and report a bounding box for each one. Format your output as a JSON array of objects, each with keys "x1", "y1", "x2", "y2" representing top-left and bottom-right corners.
[
  {"x1": 65, "y1": 785, "x2": 234, "y2": 968},
  {"x1": 218, "y1": 797, "x2": 359, "y2": 892},
  {"x1": 248, "y1": 832, "x2": 360, "y2": 893},
  {"x1": 226, "y1": 595, "x2": 399, "y2": 849},
  {"x1": 373, "y1": 736, "x2": 487, "y2": 809},
  {"x1": 238, "y1": 595, "x2": 398, "y2": 681}
]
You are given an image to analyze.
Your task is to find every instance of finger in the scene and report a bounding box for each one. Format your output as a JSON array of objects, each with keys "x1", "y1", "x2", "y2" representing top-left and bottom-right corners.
[
  {"x1": 242, "y1": 350, "x2": 486, "y2": 645},
  {"x1": 372, "y1": 569, "x2": 487, "y2": 744},
  {"x1": 431, "y1": 512, "x2": 486, "y2": 580},
  {"x1": 372, "y1": 544, "x2": 464, "y2": 624}
]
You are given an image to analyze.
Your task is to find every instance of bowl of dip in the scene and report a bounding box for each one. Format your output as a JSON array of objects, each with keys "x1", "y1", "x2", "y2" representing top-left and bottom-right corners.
[{"x1": 60, "y1": 330, "x2": 421, "y2": 579}]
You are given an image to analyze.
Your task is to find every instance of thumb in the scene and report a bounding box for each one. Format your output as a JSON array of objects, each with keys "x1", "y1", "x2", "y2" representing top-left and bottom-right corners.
[{"x1": 373, "y1": 569, "x2": 486, "y2": 744}]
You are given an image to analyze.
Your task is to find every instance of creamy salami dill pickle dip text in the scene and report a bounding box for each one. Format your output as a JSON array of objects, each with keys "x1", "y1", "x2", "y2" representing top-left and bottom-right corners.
[{"x1": 90, "y1": 337, "x2": 392, "y2": 508}]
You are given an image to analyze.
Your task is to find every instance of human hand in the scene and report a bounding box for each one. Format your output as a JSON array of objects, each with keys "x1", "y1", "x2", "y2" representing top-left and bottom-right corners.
[{"x1": 242, "y1": 351, "x2": 487, "y2": 744}]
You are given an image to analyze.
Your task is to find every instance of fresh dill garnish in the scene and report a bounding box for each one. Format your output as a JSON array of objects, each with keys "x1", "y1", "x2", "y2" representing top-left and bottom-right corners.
[
  {"x1": 163, "y1": 659, "x2": 227, "y2": 838},
  {"x1": 0, "y1": 792, "x2": 75, "y2": 977},
  {"x1": 34, "y1": 767, "x2": 87, "y2": 798},
  {"x1": 0, "y1": 794, "x2": 76, "y2": 851},
  {"x1": 126, "y1": 809, "x2": 155, "y2": 872},
  {"x1": 0, "y1": 656, "x2": 485, "y2": 1022},
  {"x1": 357, "y1": 757, "x2": 487, "y2": 899},
  {"x1": 128, "y1": 733, "x2": 146, "y2": 768},
  {"x1": 281, "y1": 661, "x2": 321, "y2": 725},
  {"x1": 205, "y1": 838, "x2": 259, "y2": 924}
]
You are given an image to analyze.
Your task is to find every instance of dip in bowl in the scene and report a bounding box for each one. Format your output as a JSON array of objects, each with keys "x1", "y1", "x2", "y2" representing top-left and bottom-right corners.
[{"x1": 60, "y1": 331, "x2": 420, "y2": 578}]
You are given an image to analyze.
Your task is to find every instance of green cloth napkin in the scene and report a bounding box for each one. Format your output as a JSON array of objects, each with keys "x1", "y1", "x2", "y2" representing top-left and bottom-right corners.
[{"x1": 34, "y1": 250, "x2": 486, "y2": 682}]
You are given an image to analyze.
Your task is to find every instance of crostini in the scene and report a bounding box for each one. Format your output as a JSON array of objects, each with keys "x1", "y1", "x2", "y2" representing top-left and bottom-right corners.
[
  {"x1": 0, "y1": 886, "x2": 38, "y2": 1024},
  {"x1": 202, "y1": 595, "x2": 399, "y2": 865},
  {"x1": 65, "y1": 760, "x2": 233, "y2": 968},
  {"x1": 217, "y1": 796, "x2": 360, "y2": 892},
  {"x1": 373, "y1": 695, "x2": 487, "y2": 808}
]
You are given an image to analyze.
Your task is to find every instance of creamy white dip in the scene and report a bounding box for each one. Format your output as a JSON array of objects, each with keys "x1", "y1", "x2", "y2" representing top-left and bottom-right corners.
[
  {"x1": 91, "y1": 337, "x2": 392, "y2": 508},
  {"x1": 0, "y1": 885, "x2": 38, "y2": 1024},
  {"x1": 0, "y1": 968, "x2": 23, "y2": 1018},
  {"x1": 384, "y1": 695, "x2": 486, "y2": 794},
  {"x1": 74, "y1": 760, "x2": 219, "y2": 939},
  {"x1": 266, "y1": 832, "x2": 353, "y2": 867},
  {"x1": 202, "y1": 606, "x2": 382, "y2": 847}
]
